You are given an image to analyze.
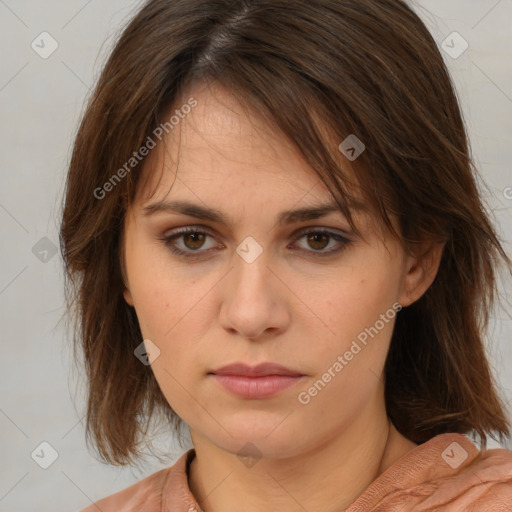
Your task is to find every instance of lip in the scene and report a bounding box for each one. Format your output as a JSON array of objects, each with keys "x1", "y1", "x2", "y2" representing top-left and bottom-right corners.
[
  {"x1": 211, "y1": 362, "x2": 303, "y2": 377},
  {"x1": 209, "y1": 362, "x2": 305, "y2": 399}
]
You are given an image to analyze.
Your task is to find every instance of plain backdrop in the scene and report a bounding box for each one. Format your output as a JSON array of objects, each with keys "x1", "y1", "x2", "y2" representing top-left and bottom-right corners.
[{"x1": 0, "y1": 1, "x2": 511, "y2": 511}]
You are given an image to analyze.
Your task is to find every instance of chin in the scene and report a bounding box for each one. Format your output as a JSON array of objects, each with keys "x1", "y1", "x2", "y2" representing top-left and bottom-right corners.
[{"x1": 198, "y1": 410, "x2": 317, "y2": 461}]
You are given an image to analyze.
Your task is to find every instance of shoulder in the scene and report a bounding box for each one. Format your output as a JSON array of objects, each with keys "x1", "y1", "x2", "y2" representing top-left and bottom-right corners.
[
  {"x1": 78, "y1": 449, "x2": 195, "y2": 512},
  {"x1": 419, "y1": 440, "x2": 512, "y2": 511},
  {"x1": 449, "y1": 444, "x2": 512, "y2": 510},
  {"x1": 348, "y1": 433, "x2": 512, "y2": 512}
]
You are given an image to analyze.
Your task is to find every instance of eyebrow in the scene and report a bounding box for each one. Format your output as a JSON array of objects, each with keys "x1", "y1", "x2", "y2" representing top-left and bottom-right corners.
[{"x1": 142, "y1": 198, "x2": 364, "y2": 226}]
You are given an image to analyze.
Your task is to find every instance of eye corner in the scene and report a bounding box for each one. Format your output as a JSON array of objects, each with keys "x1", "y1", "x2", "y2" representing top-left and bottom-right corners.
[{"x1": 288, "y1": 228, "x2": 352, "y2": 258}]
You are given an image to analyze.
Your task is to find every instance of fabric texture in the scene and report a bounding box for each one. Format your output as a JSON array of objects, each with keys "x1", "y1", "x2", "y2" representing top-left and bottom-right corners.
[{"x1": 80, "y1": 433, "x2": 512, "y2": 511}]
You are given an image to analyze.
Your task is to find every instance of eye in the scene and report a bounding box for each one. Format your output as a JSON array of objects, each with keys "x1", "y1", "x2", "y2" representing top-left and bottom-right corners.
[
  {"x1": 159, "y1": 226, "x2": 351, "y2": 260},
  {"x1": 159, "y1": 226, "x2": 220, "y2": 258},
  {"x1": 289, "y1": 229, "x2": 351, "y2": 257}
]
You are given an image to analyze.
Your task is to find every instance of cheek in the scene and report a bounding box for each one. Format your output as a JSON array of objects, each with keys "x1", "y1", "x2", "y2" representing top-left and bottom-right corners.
[
  {"x1": 127, "y1": 265, "x2": 211, "y2": 416},
  {"x1": 303, "y1": 258, "x2": 402, "y2": 400},
  {"x1": 295, "y1": 276, "x2": 399, "y2": 424},
  {"x1": 126, "y1": 238, "x2": 205, "y2": 336},
  {"x1": 126, "y1": 253, "x2": 223, "y2": 407},
  {"x1": 316, "y1": 265, "x2": 400, "y2": 347}
]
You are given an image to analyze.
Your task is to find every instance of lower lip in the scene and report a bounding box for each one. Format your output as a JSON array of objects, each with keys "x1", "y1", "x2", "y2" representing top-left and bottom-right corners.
[{"x1": 211, "y1": 374, "x2": 304, "y2": 399}]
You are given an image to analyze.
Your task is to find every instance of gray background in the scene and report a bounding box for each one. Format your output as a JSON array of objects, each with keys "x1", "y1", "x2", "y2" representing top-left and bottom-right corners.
[{"x1": 0, "y1": 1, "x2": 511, "y2": 511}]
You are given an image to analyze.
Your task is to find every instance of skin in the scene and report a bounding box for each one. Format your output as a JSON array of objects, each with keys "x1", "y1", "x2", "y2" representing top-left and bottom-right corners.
[{"x1": 122, "y1": 82, "x2": 444, "y2": 512}]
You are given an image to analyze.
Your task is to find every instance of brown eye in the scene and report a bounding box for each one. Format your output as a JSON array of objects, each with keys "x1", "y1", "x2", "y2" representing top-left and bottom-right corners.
[
  {"x1": 291, "y1": 229, "x2": 351, "y2": 258},
  {"x1": 183, "y1": 232, "x2": 207, "y2": 250},
  {"x1": 306, "y1": 233, "x2": 330, "y2": 250},
  {"x1": 160, "y1": 227, "x2": 221, "y2": 259}
]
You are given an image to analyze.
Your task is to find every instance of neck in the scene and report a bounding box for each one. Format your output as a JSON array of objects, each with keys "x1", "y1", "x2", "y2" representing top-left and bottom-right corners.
[{"x1": 187, "y1": 394, "x2": 417, "y2": 512}]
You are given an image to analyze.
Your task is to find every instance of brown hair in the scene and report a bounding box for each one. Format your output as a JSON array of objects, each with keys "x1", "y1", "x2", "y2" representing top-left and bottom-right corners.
[{"x1": 60, "y1": 0, "x2": 511, "y2": 466}]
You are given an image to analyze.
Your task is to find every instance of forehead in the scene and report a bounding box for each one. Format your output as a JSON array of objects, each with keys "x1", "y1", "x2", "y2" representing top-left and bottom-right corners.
[
  {"x1": 136, "y1": 83, "x2": 355, "y2": 211},
  {"x1": 136, "y1": 86, "x2": 329, "y2": 199},
  {"x1": 125, "y1": 84, "x2": 392, "y2": 245}
]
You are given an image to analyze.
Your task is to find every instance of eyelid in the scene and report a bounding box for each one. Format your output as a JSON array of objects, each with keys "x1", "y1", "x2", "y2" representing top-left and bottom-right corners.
[
  {"x1": 159, "y1": 224, "x2": 352, "y2": 259},
  {"x1": 290, "y1": 225, "x2": 351, "y2": 240},
  {"x1": 160, "y1": 224, "x2": 351, "y2": 242},
  {"x1": 161, "y1": 224, "x2": 223, "y2": 242},
  {"x1": 160, "y1": 225, "x2": 220, "y2": 248},
  {"x1": 287, "y1": 228, "x2": 352, "y2": 258},
  {"x1": 161, "y1": 224, "x2": 351, "y2": 240}
]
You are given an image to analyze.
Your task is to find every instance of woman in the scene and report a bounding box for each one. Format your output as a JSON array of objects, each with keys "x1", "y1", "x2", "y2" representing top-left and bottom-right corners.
[{"x1": 60, "y1": 0, "x2": 512, "y2": 510}]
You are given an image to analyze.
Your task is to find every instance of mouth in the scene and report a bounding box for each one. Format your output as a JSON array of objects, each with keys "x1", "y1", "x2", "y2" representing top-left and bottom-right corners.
[{"x1": 208, "y1": 362, "x2": 306, "y2": 399}]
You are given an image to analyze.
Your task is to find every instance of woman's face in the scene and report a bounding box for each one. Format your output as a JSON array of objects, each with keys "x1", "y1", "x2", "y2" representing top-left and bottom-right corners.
[{"x1": 122, "y1": 83, "x2": 430, "y2": 459}]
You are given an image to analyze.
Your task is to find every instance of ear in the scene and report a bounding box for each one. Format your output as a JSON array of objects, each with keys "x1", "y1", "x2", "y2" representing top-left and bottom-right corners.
[
  {"x1": 123, "y1": 287, "x2": 134, "y2": 306},
  {"x1": 119, "y1": 228, "x2": 134, "y2": 307},
  {"x1": 398, "y1": 241, "x2": 445, "y2": 307}
]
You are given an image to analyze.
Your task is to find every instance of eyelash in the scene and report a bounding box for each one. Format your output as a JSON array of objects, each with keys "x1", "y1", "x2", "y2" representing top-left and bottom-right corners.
[{"x1": 159, "y1": 226, "x2": 351, "y2": 260}]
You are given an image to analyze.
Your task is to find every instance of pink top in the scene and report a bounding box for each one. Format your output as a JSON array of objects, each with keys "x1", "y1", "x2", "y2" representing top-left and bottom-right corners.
[{"x1": 80, "y1": 433, "x2": 512, "y2": 511}]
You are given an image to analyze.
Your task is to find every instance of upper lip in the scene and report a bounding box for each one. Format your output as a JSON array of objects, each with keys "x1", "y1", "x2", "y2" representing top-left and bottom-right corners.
[{"x1": 210, "y1": 362, "x2": 304, "y2": 377}]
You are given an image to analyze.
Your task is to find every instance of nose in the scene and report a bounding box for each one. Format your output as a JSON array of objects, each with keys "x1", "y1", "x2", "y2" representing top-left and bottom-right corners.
[{"x1": 218, "y1": 247, "x2": 290, "y2": 341}]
